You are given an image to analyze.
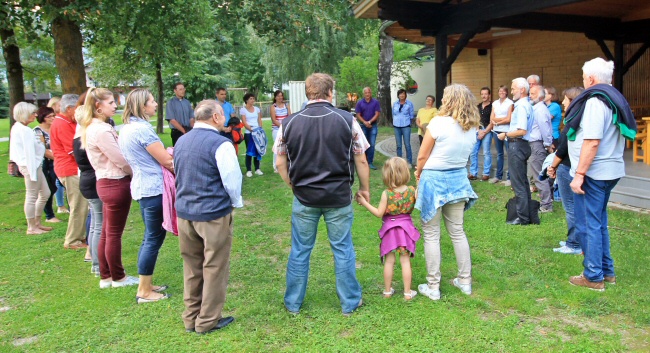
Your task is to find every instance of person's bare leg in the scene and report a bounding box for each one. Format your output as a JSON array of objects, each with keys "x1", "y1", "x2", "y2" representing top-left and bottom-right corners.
[
  {"x1": 137, "y1": 275, "x2": 164, "y2": 299},
  {"x1": 399, "y1": 251, "x2": 413, "y2": 299},
  {"x1": 383, "y1": 252, "x2": 396, "y2": 297}
]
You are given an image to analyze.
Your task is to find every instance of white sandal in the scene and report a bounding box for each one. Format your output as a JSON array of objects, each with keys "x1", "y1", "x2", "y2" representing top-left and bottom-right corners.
[
  {"x1": 382, "y1": 288, "x2": 395, "y2": 298},
  {"x1": 404, "y1": 290, "x2": 418, "y2": 300}
]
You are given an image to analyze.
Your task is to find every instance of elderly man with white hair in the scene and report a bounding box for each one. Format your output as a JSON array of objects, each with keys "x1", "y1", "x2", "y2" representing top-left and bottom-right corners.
[
  {"x1": 527, "y1": 75, "x2": 540, "y2": 88},
  {"x1": 564, "y1": 58, "x2": 637, "y2": 291},
  {"x1": 497, "y1": 77, "x2": 534, "y2": 225},
  {"x1": 174, "y1": 100, "x2": 242, "y2": 333},
  {"x1": 528, "y1": 85, "x2": 554, "y2": 213}
]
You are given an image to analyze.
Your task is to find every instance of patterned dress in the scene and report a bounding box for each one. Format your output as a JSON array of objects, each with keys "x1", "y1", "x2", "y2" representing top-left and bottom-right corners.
[{"x1": 377, "y1": 186, "x2": 421, "y2": 262}]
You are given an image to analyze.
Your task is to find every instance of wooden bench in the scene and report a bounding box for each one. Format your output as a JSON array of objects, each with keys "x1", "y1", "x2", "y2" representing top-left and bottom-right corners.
[{"x1": 633, "y1": 117, "x2": 649, "y2": 164}]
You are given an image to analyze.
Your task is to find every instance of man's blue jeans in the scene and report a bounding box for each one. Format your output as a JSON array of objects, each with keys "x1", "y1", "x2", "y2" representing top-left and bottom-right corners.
[
  {"x1": 285, "y1": 198, "x2": 362, "y2": 314},
  {"x1": 360, "y1": 123, "x2": 377, "y2": 164},
  {"x1": 469, "y1": 128, "x2": 493, "y2": 177},
  {"x1": 573, "y1": 176, "x2": 619, "y2": 282},
  {"x1": 556, "y1": 165, "x2": 579, "y2": 249},
  {"x1": 137, "y1": 194, "x2": 167, "y2": 276},
  {"x1": 494, "y1": 136, "x2": 509, "y2": 180},
  {"x1": 394, "y1": 126, "x2": 413, "y2": 164}
]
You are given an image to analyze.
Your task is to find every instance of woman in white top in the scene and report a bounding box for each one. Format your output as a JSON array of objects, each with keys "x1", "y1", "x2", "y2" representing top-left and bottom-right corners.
[
  {"x1": 10, "y1": 102, "x2": 52, "y2": 234},
  {"x1": 487, "y1": 85, "x2": 514, "y2": 183},
  {"x1": 414, "y1": 84, "x2": 480, "y2": 301},
  {"x1": 270, "y1": 90, "x2": 291, "y2": 173},
  {"x1": 240, "y1": 93, "x2": 263, "y2": 177}
]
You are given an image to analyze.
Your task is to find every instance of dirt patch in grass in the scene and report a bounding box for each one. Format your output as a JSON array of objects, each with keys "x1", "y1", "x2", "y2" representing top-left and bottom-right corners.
[{"x1": 13, "y1": 335, "x2": 38, "y2": 346}]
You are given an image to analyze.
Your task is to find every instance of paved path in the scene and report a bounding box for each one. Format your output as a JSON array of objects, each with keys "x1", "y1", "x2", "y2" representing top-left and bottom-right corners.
[{"x1": 376, "y1": 133, "x2": 421, "y2": 159}]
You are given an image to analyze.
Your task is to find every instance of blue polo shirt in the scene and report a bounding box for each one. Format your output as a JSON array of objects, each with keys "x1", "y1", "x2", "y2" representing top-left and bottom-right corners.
[
  {"x1": 509, "y1": 99, "x2": 533, "y2": 141},
  {"x1": 217, "y1": 100, "x2": 236, "y2": 125}
]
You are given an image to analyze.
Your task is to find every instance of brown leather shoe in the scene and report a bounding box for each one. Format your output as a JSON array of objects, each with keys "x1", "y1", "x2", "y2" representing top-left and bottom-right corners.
[
  {"x1": 604, "y1": 276, "x2": 616, "y2": 284},
  {"x1": 569, "y1": 274, "x2": 604, "y2": 292},
  {"x1": 481, "y1": 175, "x2": 490, "y2": 181},
  {"x1": 468, "y1": 175, "x2": 477, "y2": 180},
  {"x1": 64, "y1": 243, "x2": 88, "y2": 250}
]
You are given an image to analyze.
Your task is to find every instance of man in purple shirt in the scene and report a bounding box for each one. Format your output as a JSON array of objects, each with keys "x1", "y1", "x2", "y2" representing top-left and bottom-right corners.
[{"x1": 354, "y1": 87, "x2": 380, "y2": 170}]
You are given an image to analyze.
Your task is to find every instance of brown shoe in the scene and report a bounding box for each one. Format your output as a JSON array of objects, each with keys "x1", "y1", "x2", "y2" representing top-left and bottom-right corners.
[
  {"x1": 481, "y1": 175, "x2": 490, "y2": 181},
  {"x1": 64, "y1": 243, "x2": 89, "y2": 250},
  {"x1": 468, "y1": 175, "x2": 477, "y2": 180},
  {"x1": 604, "y1": 276, "x2": 616, "y2": 284},
  {"x1": 569, "y1": 274, "x2": 605, "y2": 292}
]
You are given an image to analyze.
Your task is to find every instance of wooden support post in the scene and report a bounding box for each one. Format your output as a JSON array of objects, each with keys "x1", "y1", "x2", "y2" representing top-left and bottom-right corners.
[
  {"x1": 435, "y1": 32, "x2": 448, "y2": 108},
  {"x1": 614, "y1": 39, "x2": 624, "y2": 92}
]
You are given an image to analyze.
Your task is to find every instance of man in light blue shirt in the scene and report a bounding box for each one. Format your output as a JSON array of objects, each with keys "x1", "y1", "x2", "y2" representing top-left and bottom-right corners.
[
  {"x1": 528, "y1": 85, "x2": 554, "y2": 212},
  {"x1": 497, "y1": 77, "x2": 534, "y2": 225},
  {"x1": 216, "y1": 87, "x2": 237, "y2": 140}
]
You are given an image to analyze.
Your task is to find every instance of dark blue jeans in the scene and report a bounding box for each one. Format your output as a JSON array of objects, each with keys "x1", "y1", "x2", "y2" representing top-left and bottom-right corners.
[
  {"x1": 138, "y1": 194, "x2": 167, "y2": 276},
  {"x1": 508, "y1": 140, "x2": 531, "y2": 223},
  {"x1": 573, "y1": 176, "x2": 618, "y2": 282},
  {"x1": 360, "y1": 123, "x2": 378, "y2": 164},
  {"x1": 556, "y1": 165, "x2": 579, "y2": 249},
  {"x1": 494, "y1": 135, "x2": 509, "y2": 180},
  {"x1": 394, "y1": 126, "x2": 413, "y2": 164}
]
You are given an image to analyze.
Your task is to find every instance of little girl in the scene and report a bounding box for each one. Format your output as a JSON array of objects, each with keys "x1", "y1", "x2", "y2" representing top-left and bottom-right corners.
[{"x1": 357, "y1": 157, "x2": 421, "y2": 300}]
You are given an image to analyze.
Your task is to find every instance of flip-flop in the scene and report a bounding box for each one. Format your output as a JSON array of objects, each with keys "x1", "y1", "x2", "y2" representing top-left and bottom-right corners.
[
  {"x1": 382, "y1": 288, "x2": 395, "y2": 298},
  {"x1": 153, "y1": 285, "x2": 168, "y2": 293},
  {"x1": 136, "y1": 293, "x2": 171, "y2": 304}
]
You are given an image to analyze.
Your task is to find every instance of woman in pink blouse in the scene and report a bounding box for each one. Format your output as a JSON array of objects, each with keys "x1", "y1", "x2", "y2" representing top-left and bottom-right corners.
[{"x1": 78, "y1": 87, "x2": 136, "y2": 290}]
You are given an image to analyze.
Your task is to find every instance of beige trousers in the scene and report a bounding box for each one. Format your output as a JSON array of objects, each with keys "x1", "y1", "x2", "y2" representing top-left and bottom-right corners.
[
  {"x1": 178, "y1": 213, "x2": 233, "y2": 332},
  {"x1": 19, "y1": 166, "x2": 50, "y2": 220},
  {"x1": 59, "y1": 175, "x2": 89, "y2": 246},
  {"x1": 421, "y1": 202, "x2": 472, "y2": 290}
]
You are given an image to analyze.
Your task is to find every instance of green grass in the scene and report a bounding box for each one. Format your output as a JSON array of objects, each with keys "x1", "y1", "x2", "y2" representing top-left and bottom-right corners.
[{"x1": 1, "y1": 126, "x2": 650, "y2": 352}]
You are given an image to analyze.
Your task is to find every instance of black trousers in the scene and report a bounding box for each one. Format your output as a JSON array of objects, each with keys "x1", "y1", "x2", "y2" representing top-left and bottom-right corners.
[{"x1": 508, "y1": 139, "x2": 532, "y2": 224}]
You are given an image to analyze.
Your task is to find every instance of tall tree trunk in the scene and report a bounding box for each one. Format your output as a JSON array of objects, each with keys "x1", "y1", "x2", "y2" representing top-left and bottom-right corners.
[
  {"x1": 1, "y1": 27, "x2": 25, "y2": 131},
  {"x1": 52, "y1": 17, "x2": 86, "y2": 94},
  {"x1": 377, "y1": 31, "x2": 393, "y2": 126},
  {"x1": 155, "y1": 62, "x2": 164, "y2": 134}
]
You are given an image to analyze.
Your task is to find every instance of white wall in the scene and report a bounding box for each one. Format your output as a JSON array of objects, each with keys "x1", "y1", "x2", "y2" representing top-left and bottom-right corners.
[
  {"x1": 390, "y1": 60, "x2": 436, "y2": 112},
  {"x1": 288, "y1": 80, "x2": 337, "y2": 113}
]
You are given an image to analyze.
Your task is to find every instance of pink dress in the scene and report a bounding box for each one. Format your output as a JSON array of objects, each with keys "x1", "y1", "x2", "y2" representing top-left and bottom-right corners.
[
  {"x1": 377, "y1": 187, "x2": 420, "y2": 262},
  {"x1": 162, "y1": 147, "x2": 178, "y2": 236}
]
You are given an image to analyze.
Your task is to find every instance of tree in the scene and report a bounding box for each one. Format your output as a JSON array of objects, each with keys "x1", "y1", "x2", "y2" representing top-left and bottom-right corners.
[
  {"x1": 0, "y1": 75, "x2": 9, "y2": 118},
  {"x1": 1, "y1": 1, "x2": 29, "y2": 128},
  {"x1": 89, "y1": 0, "x2": 214, "y2": 132},
  {"x1": 377, "y1": 29, "x2": 393, "y2": 126},
  {"x1": 42, "y1": 0, "x2": 95, "y2": 94}
]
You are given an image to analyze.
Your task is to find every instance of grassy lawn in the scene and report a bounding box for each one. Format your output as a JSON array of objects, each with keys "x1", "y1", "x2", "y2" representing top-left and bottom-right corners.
[{"x1": 1, "y1": 126, "x2": 649, "y2": 352}]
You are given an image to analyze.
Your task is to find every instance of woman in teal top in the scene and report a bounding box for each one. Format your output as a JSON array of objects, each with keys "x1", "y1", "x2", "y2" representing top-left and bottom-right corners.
[{"x1": 544, "y1": 86, "x2": 563, "y2": 141}]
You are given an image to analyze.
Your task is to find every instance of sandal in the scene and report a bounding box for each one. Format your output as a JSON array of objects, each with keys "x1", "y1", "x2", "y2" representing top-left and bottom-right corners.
[
  {"x1": 153, "y1": 285, "x2": 168, "y2": 293},
  {"x1": 404, "y1": 290, "x2": 418, "y2": 300},
  {"x1": 382, "y1": 288, "x2": 395, "y2": 298}
]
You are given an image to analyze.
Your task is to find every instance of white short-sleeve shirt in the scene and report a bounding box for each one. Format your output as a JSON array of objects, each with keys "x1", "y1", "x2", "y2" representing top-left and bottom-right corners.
[{"x1": 423, "y1": 116, "x2": 477, "y2": 170}]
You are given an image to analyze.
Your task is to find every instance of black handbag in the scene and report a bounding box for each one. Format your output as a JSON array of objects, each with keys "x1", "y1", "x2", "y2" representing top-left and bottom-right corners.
[
  {"x1": 7, "y1": 161, "x2": 23, "y2": 178},
  {"x1": 505, "y1": 197, "x2": 540, "y2": 224}
]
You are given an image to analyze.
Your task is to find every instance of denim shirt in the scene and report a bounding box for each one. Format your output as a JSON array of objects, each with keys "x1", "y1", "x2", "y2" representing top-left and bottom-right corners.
[
  {"x1": 118, "y1": 117, "x2": 163, "y2": 200},
  {"x1": 415, "y1": 167, "x2": 478, "y2": 223},
  {"x1": 392, "y1": 100, "x2": 415, "y2": 128}
]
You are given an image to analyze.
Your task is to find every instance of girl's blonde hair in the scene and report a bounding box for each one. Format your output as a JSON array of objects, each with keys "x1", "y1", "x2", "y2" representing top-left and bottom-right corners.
[
  {"x1": 437, "y1": 84, "x2": 480, "y2": 131},
  {"x1": 382, "y1": 157, "x2": 411, "y2": 189},
  {"x1": 47, "y1": 96, "x2": 61, "y2": 113},
  {"x1": 123, "y1": 89, "x2": 154, "y2": 123},
  {"x1": 77, "y1": 87, "x2": 113, "y2": 148}
]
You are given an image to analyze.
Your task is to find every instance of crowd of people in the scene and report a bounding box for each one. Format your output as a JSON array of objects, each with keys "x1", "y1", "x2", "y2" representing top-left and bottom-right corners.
[{"x1": 8, "y1": 57, "x2": 636, "y2": 333}]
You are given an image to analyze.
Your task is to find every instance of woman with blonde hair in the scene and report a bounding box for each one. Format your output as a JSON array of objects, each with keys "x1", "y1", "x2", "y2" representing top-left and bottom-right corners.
[
  {"x1": 119, "y1": 88, "x2": 173, "y2": 303},
  {"x1": 414, "y1": 84, "x2": 479, "y2": 300},
  {"x1": 10, "y1": 102, "x2": 53, "y2": 234},
  {"x1": 78, "y1": 87, "x2": 136, "y2": 289}
]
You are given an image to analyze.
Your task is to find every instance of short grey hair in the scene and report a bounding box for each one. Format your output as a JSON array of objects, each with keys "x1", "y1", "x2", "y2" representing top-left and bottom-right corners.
[
  {"x1": 527, "y1": 75, "x2": 540, "y2": 84},
  {"x1": 14, "y1": 102, "x2": 38, "y2": 124},
  {"x1": 60, "y1": 94, "x2": 80, "y2": 112},
  {"x1": 582, "y1": 57, "x2": 614, "y2": 84},
  {"x1": 535, "y1": 85, "x2": 545, "y2": 102},
  {"x1": 194, "y1": 99, "x2": 224, "y2": 121},
  {"x1": 512, "y1": 77, "x2": 530, "y2": 94}
]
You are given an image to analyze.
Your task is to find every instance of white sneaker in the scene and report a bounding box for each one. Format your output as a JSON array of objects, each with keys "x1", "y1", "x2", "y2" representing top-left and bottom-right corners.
[
  {"x1": 553, "y1": 245, "x2": 582, "y2": 255},
  {"x1": 91, "y1": 265, "x2": 100, "y2": 278},
  {"x1": 99, "y1": 278, "x2": 112, "y2": 289},
  {"x1": 501, "y1": 180, "x2": 511, "y2": 187},
  {"x1": 255, "y1": 169, "x2": 263, "y2": 175},
  {"x1": 418, "y1": 283, "x2": 441, "y2": 300},
  {"x1": 246, "y1": 171, "x2": 253, "y2": 178},
  {"x1": 452, "y1": 278, "x2": 472, "y2": 295},
  {"x1": 489, "y1": 177, "x2": 501, "y2": 184},
  {"x1": 559, "y1": 241, "x2": 566, "y2": 247},
  {"x1": 112, "y1": 275, "x2": 139, "y2": 288}
]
